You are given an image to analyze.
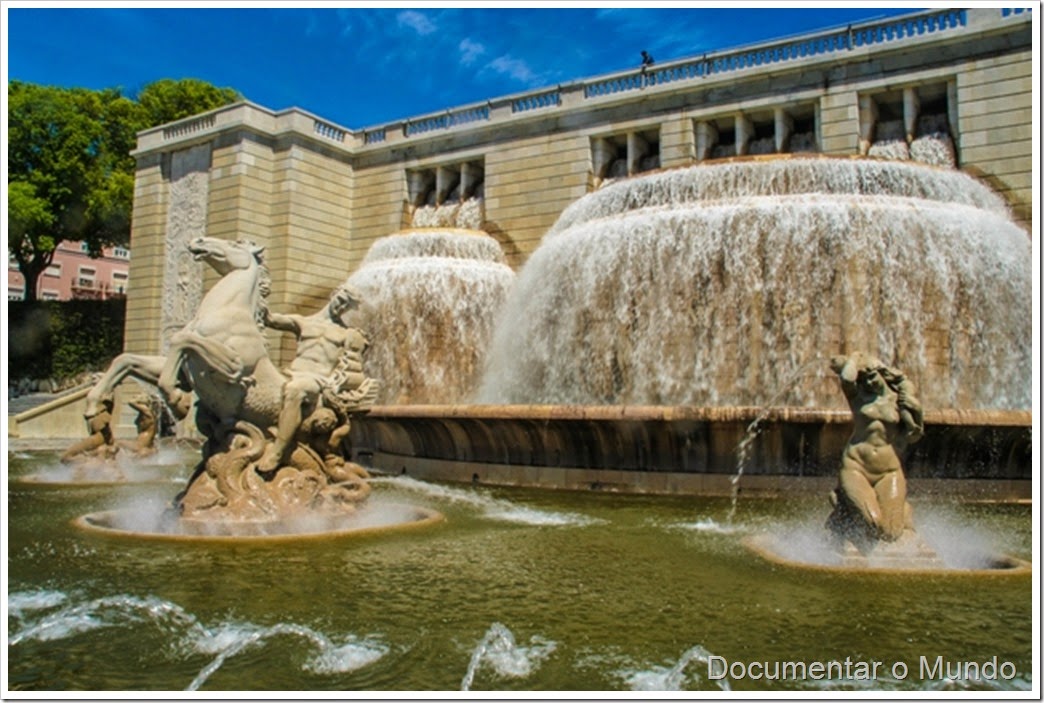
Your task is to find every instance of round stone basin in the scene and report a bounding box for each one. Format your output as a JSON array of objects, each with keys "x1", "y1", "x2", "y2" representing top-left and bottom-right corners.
[
  {"x1": 74, "y1": 502, "x2": 444, "y2": 544},
  {"x1": 17, "y1": 471, "x2": 182, "y2": 489},
  {"x1": 744, "y1": 533, "x2": 1031, "y2": 577}
]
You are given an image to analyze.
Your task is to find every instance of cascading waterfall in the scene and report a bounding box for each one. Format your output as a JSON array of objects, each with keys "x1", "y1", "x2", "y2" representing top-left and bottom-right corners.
[
  {"x1": 412, "y1": 197, "x2": 485, "y2": 230},
  {"x1": 910, "y1": 115, "x2": 956, "y2": 168},
  {"x1": 346, "y1": 228, "x2": 515, "y2": 404},
  {"x1": 476, "y1": 157, "x2": 1031, "y2": 410},
  {"x1": 868, "y1": 120, "x2": 910, "y2": 161}
]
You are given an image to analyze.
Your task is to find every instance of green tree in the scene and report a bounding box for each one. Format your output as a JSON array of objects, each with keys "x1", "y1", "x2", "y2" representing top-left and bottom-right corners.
[
  {"x1": 7, "y1": 79, "x2": 240, "y2": 300},
  {"x1": 7, "y1": 82, "x2": 138, "y2": 300},
  {"x1": 135, "y1": 77, "x2": 240, "y2": 125}
]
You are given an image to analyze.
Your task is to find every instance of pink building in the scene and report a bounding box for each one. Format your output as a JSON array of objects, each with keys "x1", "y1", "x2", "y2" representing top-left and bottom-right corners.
[{"x1": 7, "y1": 240, "x2": 130, "y2": 301}]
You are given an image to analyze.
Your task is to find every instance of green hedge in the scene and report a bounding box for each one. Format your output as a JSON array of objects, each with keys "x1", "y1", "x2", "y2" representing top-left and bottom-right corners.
[{"x1": 8, "y1": 299, "x2": 126, "y2": 381}]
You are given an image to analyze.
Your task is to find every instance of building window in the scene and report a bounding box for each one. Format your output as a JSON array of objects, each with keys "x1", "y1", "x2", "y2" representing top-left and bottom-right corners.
[
  {"x1": 77, "y1": 266, "x2": 97, "y2": 290},
  {"x1": 112, "y1": 271, "x2": 129, "y2": 294},
  {"x1": 40, "y1": 289, "x2": 60, "y2": 301},
  {"x1": 8, "y1": 286, "x2": 25, "y2": 301},
  {"x1": 44, "y1": 262, "x2": 62, "y2": 278},
  {"x1": 80, "y1": 242, "x2": 91, "y2": 254},
  {"x1": 113, "y1": 246, "x2": 130, "y2": 260}
]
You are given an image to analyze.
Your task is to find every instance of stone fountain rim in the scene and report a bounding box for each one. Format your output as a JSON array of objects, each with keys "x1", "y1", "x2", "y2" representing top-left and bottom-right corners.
[
  {"x1": 72, "y1": 503, "x2": 445, "y2": 544},
  {"x1": 743, "y1": 533, "x2": 1032, "y2": 577},
  {"x1": 362, "y1": 404, "x2": 1031, "y2": 427},
  {"x1": 13, "y1": 474, "x2": 180, "y2": 489}
]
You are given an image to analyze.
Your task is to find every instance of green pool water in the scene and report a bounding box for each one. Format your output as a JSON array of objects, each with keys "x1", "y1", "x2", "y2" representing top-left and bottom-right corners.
[{"x1": 6, "y1": 449, "x2": 1034, "y2": 693}]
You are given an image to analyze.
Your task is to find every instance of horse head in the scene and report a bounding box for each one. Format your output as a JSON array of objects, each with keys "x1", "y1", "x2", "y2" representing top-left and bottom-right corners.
[{"x1": 188, "y1": 237, "x2": 265, "y2": 276}]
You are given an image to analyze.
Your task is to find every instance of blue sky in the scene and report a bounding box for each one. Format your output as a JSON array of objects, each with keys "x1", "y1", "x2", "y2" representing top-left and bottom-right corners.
[{"x1": 5, "y1": 4, "x2": 926, "y2": 130}]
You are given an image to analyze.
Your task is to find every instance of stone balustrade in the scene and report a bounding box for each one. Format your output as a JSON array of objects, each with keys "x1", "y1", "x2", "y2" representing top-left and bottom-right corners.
[
  {"x1": 403, "y1": 104, "x2": 491, "y2": 136},
  {"x1": 312, "y1": 119, "x2": 346, "y2": 143},
  {"x1": 136, "y1": 7, "x2": 1024, "y2": 157},
  {"x1": 511, "y1": 89, "x2": 561, "y2": 114},
  {"x1": 161, "y1": 113, "x2": 216, "y2": 140}
]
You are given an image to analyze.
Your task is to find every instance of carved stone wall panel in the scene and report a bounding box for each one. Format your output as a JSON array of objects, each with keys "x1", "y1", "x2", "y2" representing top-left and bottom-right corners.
[{"x1": 161, "y1": 144, "x2": 212, "y2": 351}]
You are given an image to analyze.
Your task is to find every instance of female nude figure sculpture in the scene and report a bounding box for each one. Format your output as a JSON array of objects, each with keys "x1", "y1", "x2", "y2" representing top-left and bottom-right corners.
[{"x1": 826, "y1": 352, "x2": 924, "y2": 547}]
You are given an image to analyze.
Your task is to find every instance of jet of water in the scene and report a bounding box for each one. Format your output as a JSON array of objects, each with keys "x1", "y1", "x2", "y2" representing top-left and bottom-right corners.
[
  {"x1": 460, "y1": 622, "x2": 556, "y2": 691},
  {"x1": 727, "y1": 358, "x2": 826, "y2": 523},
  {"x1": 627, "y1": 644, "x2": 731, "y2": 691}
]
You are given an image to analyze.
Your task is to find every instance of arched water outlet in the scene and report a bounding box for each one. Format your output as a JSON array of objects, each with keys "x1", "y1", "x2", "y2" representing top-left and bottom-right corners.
[
  {"x1": 477, "y1": 156, "x2": 1031, "y2": 410},
  {"x1": 347, "y1": 228, "x2": 514, "y2": 404}
]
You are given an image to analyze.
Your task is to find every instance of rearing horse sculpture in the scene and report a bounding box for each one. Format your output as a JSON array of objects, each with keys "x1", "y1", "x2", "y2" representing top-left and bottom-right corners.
[
  {"x1": 81, "y1": 237, "x2": 377, "y2": 521},
  {"x1": 85, "y1": 237, "x2": 284, "y2": 430},
  {"x1": 156, "y1": 236, "x2": 285, "y2": 430}
]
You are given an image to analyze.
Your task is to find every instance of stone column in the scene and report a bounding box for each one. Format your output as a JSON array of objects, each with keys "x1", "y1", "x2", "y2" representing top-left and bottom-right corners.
[
  {"x1": 857, "y1": 95, "x2": 878, "y2": 156},
  {"x1": 695, "y1": 121, "x2": 718, "y2": 161},
  {"x1": 461, "y1": 161, "x2": 484, "y2": 200},
  {"x1": 774, "y1": 107, "x2": 793, "y2": 153},
  {"x1": 407, "y1": 170, "x2": 434, "y2": 209},
  {"x1": 627, "y1": 132, "x2": 649, "y2": 175},
  {"x1": 903, "y1": 87, "x2": 920, "y2": 143},
  {"x1": 735, "y1": 114, "x2": 753, "y2": 156},
  {"x1": 436, "y1": 165, "x2": 460, "y2": 205},
  {"x1": 946, "y1": 80, "x2": 959, "y2": 143},
  {"x1": 591, "y1": 137, "x2": 616, "y2": 184}
]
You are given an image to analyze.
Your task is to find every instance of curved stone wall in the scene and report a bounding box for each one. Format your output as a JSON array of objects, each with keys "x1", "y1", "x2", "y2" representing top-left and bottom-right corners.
[{"x1": 350, "y1": 405, "x2": 1031, "y2": 495}]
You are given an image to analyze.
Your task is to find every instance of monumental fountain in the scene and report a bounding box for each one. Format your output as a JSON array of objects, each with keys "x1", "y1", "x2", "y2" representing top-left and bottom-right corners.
[
  {"x1": 9, "y1": 153, "x2": 1033, "y2": 690},
  {"x1": 343, "y1": 153, "x2": 1031, "y2": 570}
]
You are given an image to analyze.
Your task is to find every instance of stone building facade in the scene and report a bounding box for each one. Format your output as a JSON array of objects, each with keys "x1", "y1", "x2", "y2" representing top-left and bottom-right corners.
[{"x1": 123, "y1": 7, "x2": 1033, "y2": 368}]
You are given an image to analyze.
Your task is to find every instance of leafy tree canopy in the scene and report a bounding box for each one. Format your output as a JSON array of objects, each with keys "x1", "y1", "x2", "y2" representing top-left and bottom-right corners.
[
  {"x1": 136, "y1": 78, "x2": 241, "y2": 125},
  {"x1": 7, "y1": 78, "x2": 241, "y2": 300}
]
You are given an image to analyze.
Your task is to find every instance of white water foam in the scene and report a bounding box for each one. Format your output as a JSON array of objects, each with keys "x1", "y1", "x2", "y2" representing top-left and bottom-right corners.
[
  {"x1": 7, "y1": 590, "x2": 387, "y2": 691},
  {"x1": 460, "y1": 622, "x2": 556, "y2": 691},
  {"x1": 186, "y1": 622, "x2": 387, "y2": 691},
  {"x1": 8, "y1": 593, "x2": 201, "y2": 646},
  {"x1": 914, "y1": 507, "x2": 1024, "y2": 570},
  {"x1": 623, "y1": 644, "x2": 731, "y2": 692},
  {"x1": 7, "y1": 588, "x2": 69, "y2": 619},
  {"x1": 673, "y1": 518, "x2": 745, "y2": 535},
  {"x1": 373, "y1": 475, "x2": 602, "y2": 527},
  {"x1": 757, "y1": 504, "x2": 1024, "y2": 571}
]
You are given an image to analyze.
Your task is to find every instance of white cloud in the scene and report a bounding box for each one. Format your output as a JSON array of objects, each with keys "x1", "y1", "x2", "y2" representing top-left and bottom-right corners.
[
  {"x1": 397, "y1": 10, "x2": 436, "y2": 36},
  {"x1": 459, "y1": 38, "x2": 486, "y2": 66},
  {"x1": 486, "y1": 54, "x2": 536, "y2": 84}
]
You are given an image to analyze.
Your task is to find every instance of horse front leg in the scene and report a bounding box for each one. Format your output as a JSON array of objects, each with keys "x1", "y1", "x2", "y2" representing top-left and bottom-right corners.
[
  {"x1": 85, "y1": 353, "x2": 168, "y2": 417},
  {"x1": 156, "y1": 350, "x2": 194, "y2": 420}
]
